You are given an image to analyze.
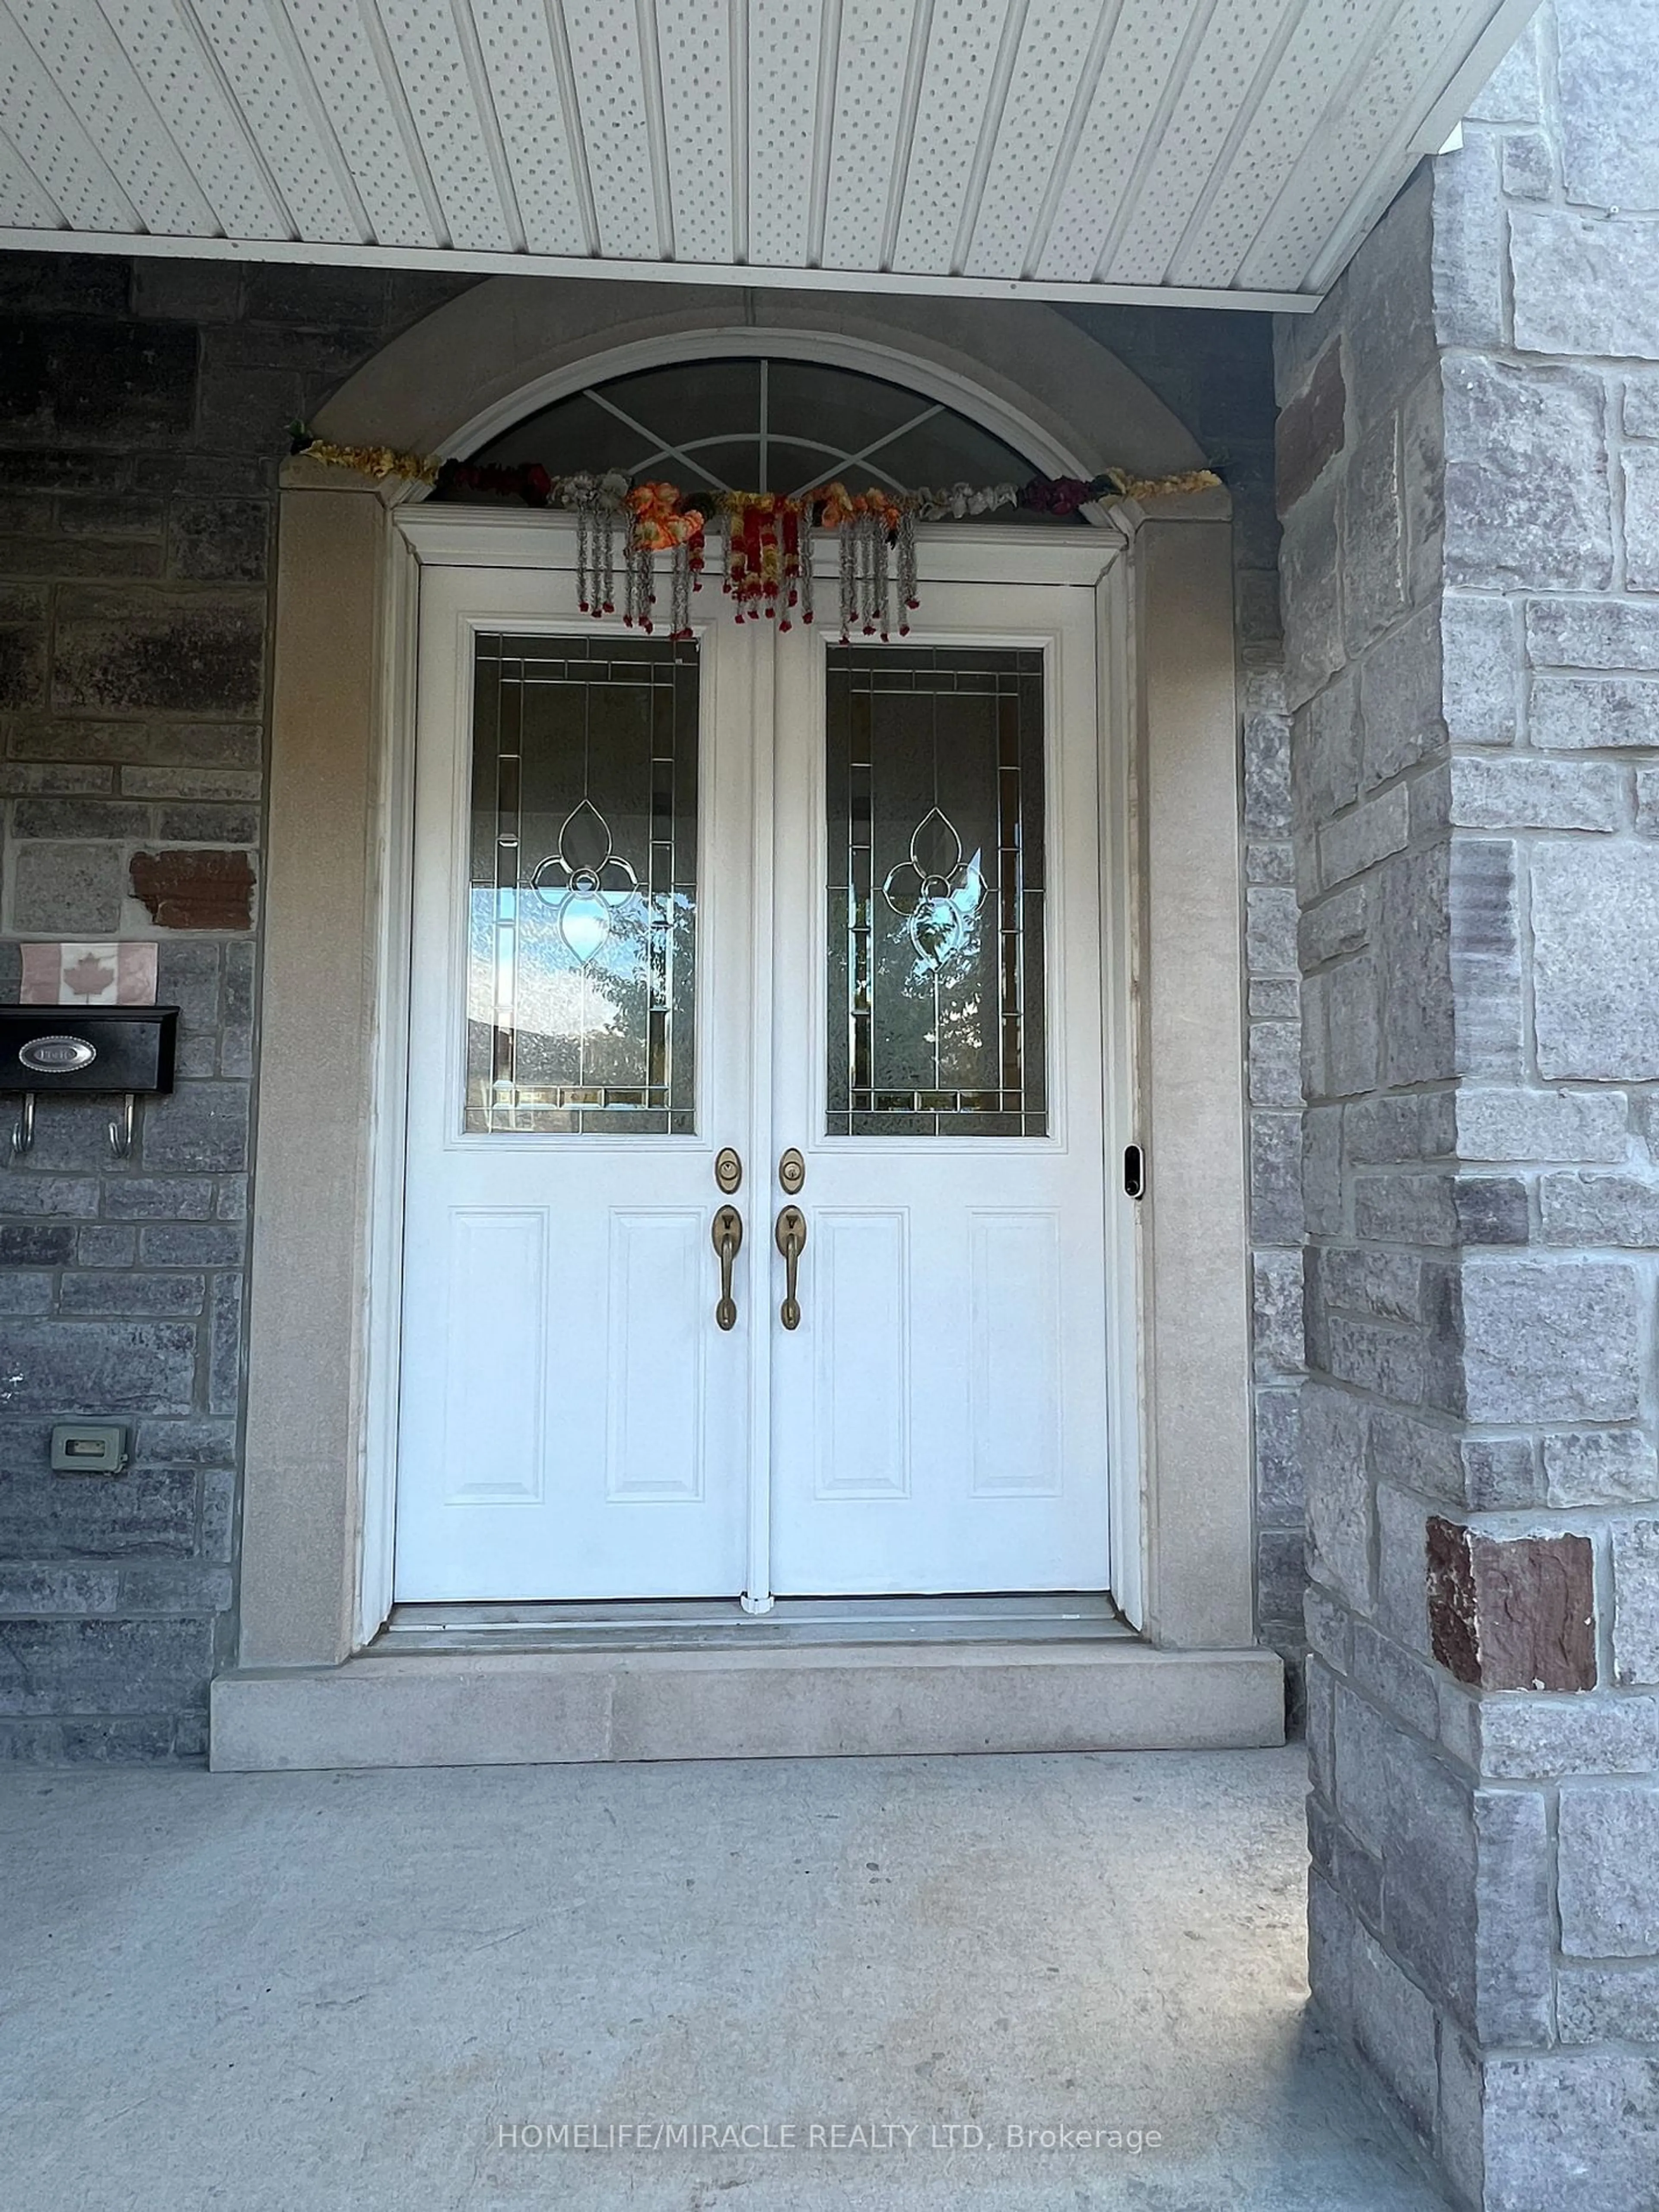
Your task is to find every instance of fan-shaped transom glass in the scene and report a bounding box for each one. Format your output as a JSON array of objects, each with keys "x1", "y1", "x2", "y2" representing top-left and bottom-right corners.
[{"x1": 450, "y1": 356, "x2": 1051, "y2": 504}]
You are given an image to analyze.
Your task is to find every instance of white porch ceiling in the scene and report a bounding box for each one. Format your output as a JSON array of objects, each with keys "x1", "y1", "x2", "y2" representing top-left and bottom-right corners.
[{"x1": 0, "y1": 0, "x2": 1536, "y2": 312}]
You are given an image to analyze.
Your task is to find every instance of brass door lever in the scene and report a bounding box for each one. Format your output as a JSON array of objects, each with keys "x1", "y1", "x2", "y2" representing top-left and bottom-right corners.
[
  {"x1": 775, "y1": 1205, "x2": 807, "y2": 1330},
  {"x1": 712, "y1": 1205, "x2": 743, "y2": 1330}
]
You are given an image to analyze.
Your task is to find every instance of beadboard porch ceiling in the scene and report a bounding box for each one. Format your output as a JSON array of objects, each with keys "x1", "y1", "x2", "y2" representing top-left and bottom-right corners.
[{"x1": 0, "y1": 0, "x2": 1536, "y2": 313}]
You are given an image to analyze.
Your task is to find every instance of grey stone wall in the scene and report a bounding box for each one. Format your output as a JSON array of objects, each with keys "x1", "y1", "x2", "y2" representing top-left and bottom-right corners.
[
  {"x1": 0, "y1": 256, "x2": 1291, "y2": 1754},
  {"x1": 0, "y1": 256, "x2": 463, "y2": 1758},
  {"x1": 1280, "y1": 4, "x2": 1659, "y2": 2203}
]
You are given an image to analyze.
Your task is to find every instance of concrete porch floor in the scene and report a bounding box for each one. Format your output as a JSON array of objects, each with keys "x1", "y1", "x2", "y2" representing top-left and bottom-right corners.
[{"x1": 0, "y1": 1746, "x2": 1449, "y2": 2211}]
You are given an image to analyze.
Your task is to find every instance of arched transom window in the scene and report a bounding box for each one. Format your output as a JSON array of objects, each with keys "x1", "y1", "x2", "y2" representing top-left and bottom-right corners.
[{"x1": 448, "y1": 354, "x2": 1052, "y2": 506}]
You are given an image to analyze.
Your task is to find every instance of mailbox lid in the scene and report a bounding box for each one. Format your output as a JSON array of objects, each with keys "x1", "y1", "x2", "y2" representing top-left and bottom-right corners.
[{"x1": 1, "y1": 1005, "x2": 178, "y2": 1093}]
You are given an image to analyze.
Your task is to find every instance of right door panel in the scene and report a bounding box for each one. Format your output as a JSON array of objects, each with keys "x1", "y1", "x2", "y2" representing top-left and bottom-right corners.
[{"x1": 766, "y1": 588, "x2": 1114, "y2": 1595}]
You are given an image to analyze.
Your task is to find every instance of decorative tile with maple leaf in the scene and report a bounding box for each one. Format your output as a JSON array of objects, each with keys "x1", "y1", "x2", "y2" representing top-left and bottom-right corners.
[{"x1": 19, "y1": 942, "x2": 158, "y2": 1007}]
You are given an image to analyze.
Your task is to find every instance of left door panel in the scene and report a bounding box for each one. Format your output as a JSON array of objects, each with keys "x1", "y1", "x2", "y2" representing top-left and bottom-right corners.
[{"x1": 395, "y1": 563, "x2": 755, "y2": 1600}]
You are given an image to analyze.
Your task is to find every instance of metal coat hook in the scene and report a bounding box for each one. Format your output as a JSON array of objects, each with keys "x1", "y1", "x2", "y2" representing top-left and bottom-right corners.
[
  {"x1": 109, "y1": 1093, "x2": 136, "y2": 1160},
  {"x1": 3, "y1": 1010, "x2": 177, "y2": 1167},
  {"x1": 7, "y1": 1090, "x2": 137, "y2": 1158}
]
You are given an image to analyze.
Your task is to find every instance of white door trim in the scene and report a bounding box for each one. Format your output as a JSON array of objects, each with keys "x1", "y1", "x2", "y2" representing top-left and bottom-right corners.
[
  {"x1": 1096, "y1": 553, "x2": 1145, "y2": 1634},
  {"x1": 355, "y1": 522, "x2": 420, "y2": 1646},
  {"x1": 354, "y1": 512, "x2": 1141, "y2": 1641}
]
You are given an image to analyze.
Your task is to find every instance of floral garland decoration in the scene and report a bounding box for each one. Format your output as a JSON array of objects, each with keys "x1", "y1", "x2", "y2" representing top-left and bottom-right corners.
[{"x1": 289, "y1": 427, "x2": 1220, "y2": 642}]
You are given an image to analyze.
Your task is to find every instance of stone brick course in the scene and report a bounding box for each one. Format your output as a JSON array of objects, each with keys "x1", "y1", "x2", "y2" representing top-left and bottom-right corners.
[
  {"x1": 1613, "y1": 1520, "x2": 1659, "y2": 1687},
  {"x1": 0, "y1": 255, "x2": 467, "y2": 1761}
]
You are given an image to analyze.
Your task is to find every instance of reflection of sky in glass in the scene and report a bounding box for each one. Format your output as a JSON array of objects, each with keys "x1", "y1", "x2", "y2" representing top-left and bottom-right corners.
[
  {"x1": 470, "y1": 888, "x2": 627, "y2": 1046},
  {"x1": 468, "y1": 886, "x2": 692, "y2": 1067}
]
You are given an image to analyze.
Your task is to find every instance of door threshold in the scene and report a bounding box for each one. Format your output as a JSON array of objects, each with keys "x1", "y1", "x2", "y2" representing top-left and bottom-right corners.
[{"x1": 374, "y1": 1592, "x2": 1130, "y2": 1654}]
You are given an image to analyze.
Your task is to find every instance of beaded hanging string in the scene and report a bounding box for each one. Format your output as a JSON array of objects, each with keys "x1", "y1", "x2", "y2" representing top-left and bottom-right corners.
[
  {"x1": 855, "y1": 509, "x2": 877, "y2": 636},
  {"x1": 597, "y1": 472, "x2": 628, "y2": 617},
  {"x1": 560, "y1": 469, "x2": 626, "y2": 616},
  {"x1": 668, "y1": 531, "x2": 696, "y2": 639},
  {"x1": 623, "y1": 541, "x2": 654, "y2": 630},
  {"x1": 844, "y1": 507, "x2": 864, "y2": 635},
  {"x1": 569, "y1": 471, "x2": 597, "y2": 613},
  {"x1": 896, "y1": 506, "x2": 918, "y2": 630},
  {"x1": 836, "y1": 510, "x2": 856, "y2": 641},
  {"x1": 797, "y1": 522, "x2": 815, "y2": 628},
  {"x1": 811, "y1": 483, "x2": 908, "y2": 641},
  {"x1": 574, "y1": 493, "x2": 593, "y2": 613},
  {"x1": 586, "y1": 493, "x2": 613, "y2": 617},
  {"x1": 589, "y1": 504, "x2": 612, "y2": 617}
]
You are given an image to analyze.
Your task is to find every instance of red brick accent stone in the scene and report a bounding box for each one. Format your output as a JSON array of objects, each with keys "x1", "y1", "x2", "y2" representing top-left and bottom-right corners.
[
  {"x1": 1427, "y1": 1516, "x2": 1597, "y2": 1691},
  {"x1": 129, "y1": 849, "x2": 254, "y2": 930}
]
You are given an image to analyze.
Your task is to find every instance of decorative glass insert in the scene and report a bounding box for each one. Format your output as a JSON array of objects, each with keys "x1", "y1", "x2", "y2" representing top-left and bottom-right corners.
[
  {"x1": 442, "y1": 355, "x2": 1062, "y2": 511},
  {"x1": 466, "y1": 634, "x2": 698, "y2": 1135},
  {"x1": 826, "y1": 647, "x2": 1047, "y2": 1138}
]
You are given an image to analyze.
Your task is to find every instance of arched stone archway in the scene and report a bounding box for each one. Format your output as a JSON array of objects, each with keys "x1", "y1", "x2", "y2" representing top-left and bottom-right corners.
[{"x1": 311, "y1": 278, "x2": 1207, "y2": 484}]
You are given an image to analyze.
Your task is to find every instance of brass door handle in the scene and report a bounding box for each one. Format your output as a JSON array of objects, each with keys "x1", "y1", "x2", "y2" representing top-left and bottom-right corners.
[
  {"x1": 775, "y1": 1205, "x2": 807, "y2": 1330},
  {"x1": 712, "y1": 1205, "x2": 743, "y2": 1331}
]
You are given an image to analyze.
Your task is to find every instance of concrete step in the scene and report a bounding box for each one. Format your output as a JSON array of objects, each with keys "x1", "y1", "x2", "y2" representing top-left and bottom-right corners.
[{"x1": 211, "y1": 1637, "x2": 1286, "y2": 1770}]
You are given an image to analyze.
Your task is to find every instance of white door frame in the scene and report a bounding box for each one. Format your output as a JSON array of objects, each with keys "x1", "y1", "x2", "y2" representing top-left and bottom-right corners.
[{"x1": 354, "y1": 509, "x2": 1143, "y2": 1641}]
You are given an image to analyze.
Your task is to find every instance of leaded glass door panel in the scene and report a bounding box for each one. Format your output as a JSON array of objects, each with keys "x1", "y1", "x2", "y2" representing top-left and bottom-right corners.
[
  {"x1": 396, "y1": 563, "x2": 758, "y2": 1602},
  {"x1": 766, "y1": 584, "x2": 1112, "y2": 1597},
  {"x1": 826, "y1": 646, "x2": 1048, "y2": 1135},
  {"x1": 465, "y1": 634, "x2": 699, "y2": 1135}
]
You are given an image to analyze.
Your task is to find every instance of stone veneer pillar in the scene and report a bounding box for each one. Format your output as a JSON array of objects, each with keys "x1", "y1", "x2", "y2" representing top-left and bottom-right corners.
[{"x1": 1280, "y1": 5, "x2": 1659, "y2": 2203}]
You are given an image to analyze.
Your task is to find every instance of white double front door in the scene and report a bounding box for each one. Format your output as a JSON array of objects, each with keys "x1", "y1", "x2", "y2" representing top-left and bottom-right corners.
[{"x1": 394, "y1": 532, "x2": 1120, "y2": 1605}]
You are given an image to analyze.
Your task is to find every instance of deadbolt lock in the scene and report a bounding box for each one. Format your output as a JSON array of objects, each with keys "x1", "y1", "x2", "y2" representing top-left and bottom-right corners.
[
  {"x1": 715, "y1": 1147, "x2": 743, "y2": 1195},
  {"x1": 778, "y1": 1147, "x2": 805, "y2": 1195}
]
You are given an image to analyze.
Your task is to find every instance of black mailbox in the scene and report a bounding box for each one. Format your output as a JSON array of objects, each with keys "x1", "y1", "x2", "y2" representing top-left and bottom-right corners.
[
  {"x1": 2, "y1": 1006, "x2": 178, "y2": 1093},
  {"x1": 3, "y1": 1005, "x2": 179, "y2": 1160}
]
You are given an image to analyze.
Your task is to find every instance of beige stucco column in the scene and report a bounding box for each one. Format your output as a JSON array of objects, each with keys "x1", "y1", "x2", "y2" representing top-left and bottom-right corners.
[{"x1": 1135, "y1": 509, "x2": 1256, "y2": 1652}]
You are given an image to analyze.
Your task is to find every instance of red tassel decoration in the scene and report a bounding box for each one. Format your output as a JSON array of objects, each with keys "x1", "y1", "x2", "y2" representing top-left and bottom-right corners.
[
  {"x1": 745, "y1": 505, "x2": 763, "y2": 620},
  {"x1": 780, "y1": 506, "x2": 799, "y2": 631}
]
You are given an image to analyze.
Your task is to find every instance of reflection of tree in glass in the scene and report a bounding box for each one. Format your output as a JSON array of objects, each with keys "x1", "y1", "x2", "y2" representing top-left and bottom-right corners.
[
  {"x1": 882, "y1": 807, "x2": 986, "y2": 976},
  {"x1": 931, "y1": 985, "x2": 986, "y2": 1068}
]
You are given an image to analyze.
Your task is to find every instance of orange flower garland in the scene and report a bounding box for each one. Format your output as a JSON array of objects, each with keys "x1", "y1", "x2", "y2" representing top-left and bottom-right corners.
[{"x1": 286, "y1": 426, "x2": 1221, "y2": 641}]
